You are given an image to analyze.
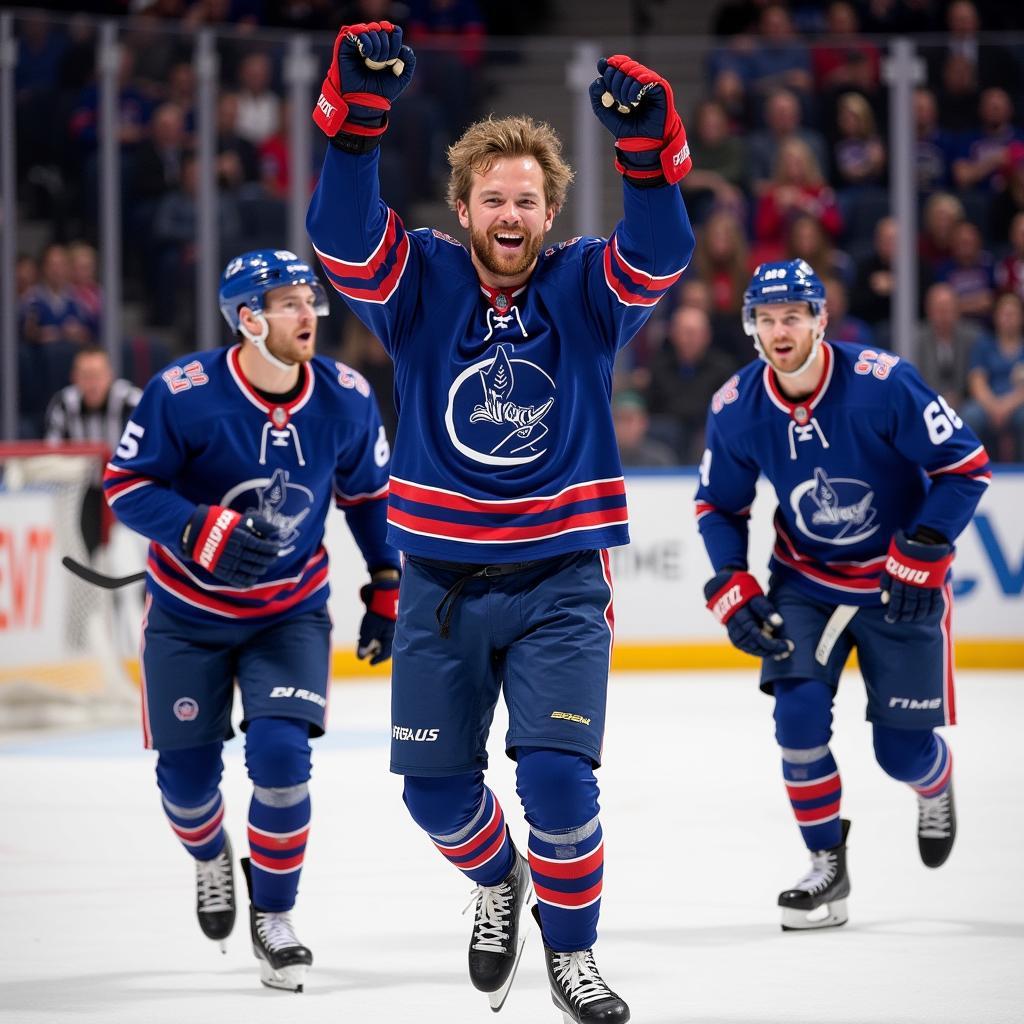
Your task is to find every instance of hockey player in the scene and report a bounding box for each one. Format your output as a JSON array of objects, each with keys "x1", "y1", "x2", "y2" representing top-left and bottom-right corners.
[
  {"x1": 102, "y1": 249, "x2": 401, "y2": 990},
  {"x1": 306, "y1": 22, "x2": 693, "y2": 1023},
  {"x1": 696, "y1": 258, "x2": 990, "y2": 930}
]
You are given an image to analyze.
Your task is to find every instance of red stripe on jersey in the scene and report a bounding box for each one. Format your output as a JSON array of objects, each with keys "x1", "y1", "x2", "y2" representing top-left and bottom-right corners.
[
  {"x1": 324, "y1": 231, "x2": 410, "y2": 303},
  {"x1": 928, "y1": 445, "x2": 990, "y2": 479},
  {"x1": 603, "y1": 244, "x2": 660, "y2": 306},
  {"x1": 388, "y1": 505, "x2": 628, "y2": 543},
  {"x1": 390, "y1": 476, "x2": 626, "y2": 515},
  {"x1": 608, "y1": 234, "x2": 685, "y2": 291},
  {"x1": 248, "y1": 825, "x2": 310, "y2": 852},
  {"x1": 534, "y1": 879, "x2": 604, "y2": 908},
  {"x1": 334, "y1": 483, "x2": 389, "y2": 507},
  {"x1": 785, "y1": 773, "x2": 840, "y2": 802},
  {"x1": 314, "y1": 208, "x2": 401, "y2": 280},
  {"x1": 528, "y1": 843, "x2": 604, "y2": 880}
]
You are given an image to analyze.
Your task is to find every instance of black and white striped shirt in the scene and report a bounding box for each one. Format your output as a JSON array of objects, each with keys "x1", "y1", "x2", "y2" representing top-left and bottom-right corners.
[{"x1": 44, "y1": 379, "x2": 142, "y2": 449}]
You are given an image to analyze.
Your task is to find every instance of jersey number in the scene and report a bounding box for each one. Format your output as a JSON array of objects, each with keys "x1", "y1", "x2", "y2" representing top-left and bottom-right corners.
[
  {"x1": 115, "y1": 421, "x2": 145, "y2": 460},
  {"x1": 162, "y1": 361, "x2": 209, "y2": 394},
  {"x1": 923, "y1": 397, "x2": 963, "y2": 444},
  {"x1": 373, "y1": 425, "x2": 390, "y2": 468}
]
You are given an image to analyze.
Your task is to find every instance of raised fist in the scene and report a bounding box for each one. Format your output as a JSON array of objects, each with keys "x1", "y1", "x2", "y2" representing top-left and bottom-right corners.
[
  {"x1": 589, "y1": 55, "x2": 691, "y2": 185},
  {"x1": 313, "y1": 21, "x2": 416, "y2": 149}
]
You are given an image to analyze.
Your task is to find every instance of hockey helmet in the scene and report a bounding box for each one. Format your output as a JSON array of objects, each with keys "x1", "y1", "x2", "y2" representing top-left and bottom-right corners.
[
  {"x1": 741, "y1": 259, "x2": 826, "y2": 339},
  {"x1": 218, "y1": 249, "x2": 329, "y2": 332}
]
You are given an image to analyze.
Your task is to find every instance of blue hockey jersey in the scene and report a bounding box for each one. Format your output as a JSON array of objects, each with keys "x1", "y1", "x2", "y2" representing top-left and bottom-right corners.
[
  {"x1": 305, "y1": 147, "x2": 694, "y2": 563},
  {"x1": 103, "y1": 345, "x2": 398, "y2": 621},
  {"x1": 695, "y1": 342, "x2": 991, "y2": 605}
]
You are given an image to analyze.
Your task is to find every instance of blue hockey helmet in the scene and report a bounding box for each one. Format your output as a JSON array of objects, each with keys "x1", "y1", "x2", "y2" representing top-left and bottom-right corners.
[
  {"x1": 218, "y1": 249, "x2": 329, "y2": 332},
  {"x1": 741, "y1": 259, "x2": 826, "y2": 338}
]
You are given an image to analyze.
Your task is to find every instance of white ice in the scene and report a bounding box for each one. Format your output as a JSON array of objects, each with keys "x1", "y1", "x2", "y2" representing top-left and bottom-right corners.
[{"x1": 1, "y1": 671, "x2": 1022, "y2": 1024}]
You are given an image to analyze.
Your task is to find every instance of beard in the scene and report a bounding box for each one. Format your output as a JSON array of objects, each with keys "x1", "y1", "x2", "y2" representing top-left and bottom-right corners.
[
  {"x1": 469, "y1": 221, "x2": 545, "y2": 281},
  {"x1": 265, "y1": 329, "x2": 316, "y2": 366}
]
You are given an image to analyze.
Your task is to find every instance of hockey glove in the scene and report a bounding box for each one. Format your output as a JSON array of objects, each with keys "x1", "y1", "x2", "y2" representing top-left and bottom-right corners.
[
  {"x1": 313, "y1": 21, "x2": 416, "y2": 152},
  {"x1": 181, "y1": 505, "x2": 281, "y2": 588},
  {"x1": 357, "y1": 574, "x2": 400, "y2": 665},
  {"x1": 705, "y1": 570, "x2": 794, "y2": 661},
  {"x1": 589, "y1": 55, "x2": 691, "y2": 186},
  {"x1": 879, "y1": 529, "x2": 953, "y2": 624}
]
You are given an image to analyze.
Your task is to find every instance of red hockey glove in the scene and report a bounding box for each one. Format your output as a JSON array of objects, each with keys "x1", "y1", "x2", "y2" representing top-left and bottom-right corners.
[
  {"x1": 588, "y1": 55, "x2": 691, "y2": 186},
  {"x1": 879, "y1": 529, "x2": 953, "y2": 623},
  {"x1": 705, "y1": 570, "x2": 793, "y2": 661},
  {"x1": 357, "y1": 574, "x2": 400, "y2": 665},
  {"x1": 181, "y1": 505, "x2": 281, "y2": 588},
  {"x1": 313, "y1": 21, "x2": 416, "y2": 151}
]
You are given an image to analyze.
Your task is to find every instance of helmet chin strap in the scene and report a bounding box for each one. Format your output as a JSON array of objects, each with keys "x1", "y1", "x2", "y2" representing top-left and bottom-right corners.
[
  {"x1": 753, "y1": 319, "x2": 826, "y2": 379},
  {"x1": 239, "y1": 312, "x2": 296, "y2": 373}
]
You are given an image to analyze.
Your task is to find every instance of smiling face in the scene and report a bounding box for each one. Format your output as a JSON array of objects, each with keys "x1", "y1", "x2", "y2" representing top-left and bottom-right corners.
[
  {"x1": 752, "y1": 301, "x2": 826, "y2": 375},
  {"x1": 246, "y1": 283, "x2": 319, "y2": 365},
  {"x1": 456, "y1": 156, "x2": 555, "y2": 287}
]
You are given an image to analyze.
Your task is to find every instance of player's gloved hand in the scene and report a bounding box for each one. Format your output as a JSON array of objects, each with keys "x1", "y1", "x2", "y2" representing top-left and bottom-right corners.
[
  {"x1": 357, "y1": 573, "x2": 400, "y2": 665},
  {"x1": 879, "y1": 529, "x2": 954, "y2": 624},
  {"x1": 704, "y1": 570, "x2": 794, "y2": 661},
  {"x1": 588, "y1": 55, "x2": 691, "y2": 186},
  {"x1": 181, "y1": 505, "x2": 281, "y2": 588},
  {"x1": 312, "y1": 21, "x2": 416, "y2": 151}
]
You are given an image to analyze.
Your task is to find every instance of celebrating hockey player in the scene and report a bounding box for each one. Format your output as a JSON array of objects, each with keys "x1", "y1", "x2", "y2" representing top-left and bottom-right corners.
[
  {"x1": 102, "y1": 250, "x2": 401, "y2": 990},
  {"x1": 307, "y1": 22, "x2": 693, "y2": 1023},
  {"x1": 696, "y1": 258, "x2": 990, "y2": 931}
]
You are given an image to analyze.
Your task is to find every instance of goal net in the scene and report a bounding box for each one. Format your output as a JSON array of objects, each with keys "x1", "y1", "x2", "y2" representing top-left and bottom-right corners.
[{"x1": 0, "y1": 441, "x2": 140, "y2": 730}]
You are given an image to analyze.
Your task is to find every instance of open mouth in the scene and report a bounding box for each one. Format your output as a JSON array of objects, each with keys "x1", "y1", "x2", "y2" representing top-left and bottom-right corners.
[
  {"x1": 296, "y1": 331, "x2": 312, "y2": 343},
  {"x1": 494, "y1": 232, "x2": 525, "y2": 251}
]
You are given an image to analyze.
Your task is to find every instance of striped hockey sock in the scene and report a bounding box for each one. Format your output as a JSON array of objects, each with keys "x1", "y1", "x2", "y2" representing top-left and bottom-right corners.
[
  {"x1": 430, "y1": 786, "x2": 514, "y2": 887},
  {"x1": 910, "y1": 733, "x2": 953, "y2": 797},
  {"x1": 162, "y1": 791, "x2": 226, "y2": 862},
  {"x1": 528, "y1": 816, "x2": 603, "y2": 953},
  {"x1": 247, "y1": 787, "x2": 311, "y2": 913},
  {"x1": 782, "y1": 745, "x2": 843, "y2": 851}
]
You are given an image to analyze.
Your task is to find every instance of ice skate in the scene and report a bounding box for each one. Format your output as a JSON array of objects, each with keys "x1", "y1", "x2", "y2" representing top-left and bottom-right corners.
[
  {"x1": 533, "y1": 906, "x2": 630, "y2": 1024},
  {"x1": 779, "y1": 818, "x2": 851, "y2": 931},
  {"x1": 240, "y1": 857, "x2": 313, "y2": 992},
  {"x1": 465, "y1": 842, "x2": 534, "y2": 1012},
  {"x1": 918, "y1": 782, "x2": 956, "y2": 868},
  {"x1": 195, "y1": 833, "x2": 236, "y2": 952}
]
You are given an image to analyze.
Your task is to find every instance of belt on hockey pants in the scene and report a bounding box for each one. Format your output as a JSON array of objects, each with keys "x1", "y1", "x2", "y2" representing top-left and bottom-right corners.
[{"x1": 406, "y1": 555, "x2": 549, "y2": 639}]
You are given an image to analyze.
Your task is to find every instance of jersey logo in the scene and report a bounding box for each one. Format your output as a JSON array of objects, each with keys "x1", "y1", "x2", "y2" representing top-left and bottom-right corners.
[
  {"x1": 445, "y1": 343, "x2": 556, "y2": 466},
  {"x1": 789, "y1": 467, "x2": 879, "y2": 546},
  {"x1": 220, "y1": 468, "x2": 313, "y2": 557}
]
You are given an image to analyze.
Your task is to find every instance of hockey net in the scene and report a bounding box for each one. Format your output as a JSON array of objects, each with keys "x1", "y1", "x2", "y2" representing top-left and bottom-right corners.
[{"x1": 0, "y1": 441, "x2": 139, "y2": 730}]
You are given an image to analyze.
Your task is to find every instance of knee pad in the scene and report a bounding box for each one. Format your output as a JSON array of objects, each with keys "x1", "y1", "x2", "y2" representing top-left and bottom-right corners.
[
  {"x1": 872, "y1": 724, "x2": 936, "y2": 782},
  {"x1": 516, "y1": 747, "x2": 599, "y2": 832},
  {"x1": 155, "y1": 741, "x2": 224, "y2": 807},
  {"x1": 244, "y1": 716, "x2": 312, "y2": 789},
  {"x1": 403, "y1": 772, "x2": 485, "y2": 836},
  {"x1": 773, "y1": 679, "x2": 834, "y2": 750}
]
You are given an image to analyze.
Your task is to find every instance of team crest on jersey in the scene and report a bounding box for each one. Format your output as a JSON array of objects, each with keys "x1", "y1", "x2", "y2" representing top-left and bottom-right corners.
[
  {"x1": 789, "y1": 467, "x2": 879, "y2": 546},
  {"x1": 445, "y1": 344, "x2": 556, "y2": 465},
  {"x1": 220, "y1": 468, "x2": 313, "y2": 556}
]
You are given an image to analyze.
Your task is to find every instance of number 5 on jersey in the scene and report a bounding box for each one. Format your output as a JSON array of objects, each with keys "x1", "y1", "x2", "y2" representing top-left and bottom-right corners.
[{"x1": 115, "y1": 421, "x2": 146, "y2": 461}]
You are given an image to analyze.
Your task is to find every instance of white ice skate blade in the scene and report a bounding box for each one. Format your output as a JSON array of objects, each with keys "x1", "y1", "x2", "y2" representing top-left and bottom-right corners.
[
  {"x1": 780, "y1": 898, "x2": 848, "y2": 932},
  {"x1": 487, "y1": 884, "x2": 535, "y2": 1013},
  {"x1": 257, "y1": 959, "x2": 308, "y2": 992}
]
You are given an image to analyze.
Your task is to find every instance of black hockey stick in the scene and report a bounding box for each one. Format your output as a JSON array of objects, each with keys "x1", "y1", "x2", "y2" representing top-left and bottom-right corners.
[{"x1": 61, "y1": 556, "x2": 146, "y2": 589}]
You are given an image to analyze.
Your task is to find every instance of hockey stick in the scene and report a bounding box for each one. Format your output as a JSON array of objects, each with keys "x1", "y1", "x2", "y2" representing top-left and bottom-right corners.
[
  {"x1": 61, "y1": 556, "x2": 146, "y2": 590},
  {"x1": 815, "y1": 604, "x2": 859, "y2": 666}
]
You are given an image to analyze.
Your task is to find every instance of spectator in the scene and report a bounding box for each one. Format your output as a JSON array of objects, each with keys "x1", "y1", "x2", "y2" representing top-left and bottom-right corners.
[
  {"x1": 234, "y1": 52, "x2": 280, "y2": 146},
  {"x1": 849, "y1": 216, "x2": 928, "y2": 329},
  {"x1": 258, "y1": 100, "x2": 292, "y2": 200},
  {"x1": 822, "y1": 275, "x2": 873, "y2": 347},
  {"x1": 963, "y1": 292, "x2": 1024, "y2": 459},
  {"x1": 20, "y1": 243, "x2": 94, "y2": 349},
  {"x1": 990, "y1": 144, "x2": 1024, "y2": 248},
  {"x1": 934, "y1": 220, "x2": 995, "y2": 323},
  {"x1": 831, "y1": 91, "x2": 886, "y2": 190},
  {"x1": 747, "y1": 87, "x2": 829, "y2": 195},
  {"x1": 753, "y1": 138, "x2": 842, "y2": 262},
  {"x1": 995, "y1": 211, "x2": 1024, "y2": 301},
  {"x1": 916, "y1": 282, "x2": 979, "y2": 410},
  {"x1": 785, "y1": 212, "x2": 853, "y2": 288},
  {"x1": 216, "y1": 91, "x2": 261, "y2": 187},
  {"x1": 15, "y1": 254, "x2": 39, "y2": 302},
  {"x1": 133, "y1": 101, "x2": 188, "y2": 204},
  {"x1": 928, "y1": 0, "x2": 1021, "y2": 98},
  {"x1": 693, "y1": 209, "x2": 750, "y2": 316},
  {"x1": 952, "y1": 88, "x2": 1022, "y2": 193},
  {"x1": 748, "y1": 3, "x2": 812, "y2": 100},
  {"x1": 613, "y1": 391, "x2": 678, "y2": 468},
  {"x1": 69, "y1": 45, "x2": 149, "y2": 155},
  {"x1": 935, "y1": 53, "x2": 979, "y2": 135},
  {"x1": 919, "y1": 192, "x2": 966, "y2": 275},
  {"x1": 674, "y1": 275, "x2": 752, "y2": 367},
  {"x1": 67, "y1": 241, "x2": 103, "y2": 341},
  {"x1": 914, "y1": 86, "x2": 955, "y2": 193},
  {"x1": 710, "y1": 66, "x2": 753, "y2": 133},
  {"x1": 682, "y1": 99, "x2": 748, "y2": 222},
  {"x1": 43, "y1": 346, "x2": 142, "y2": 553},
  {"x1": 645, "y1": 306, "x2": 738, "y2": 461},
  {"x1": 810, "y1": 1, "x2": 881, "y2": 95}
]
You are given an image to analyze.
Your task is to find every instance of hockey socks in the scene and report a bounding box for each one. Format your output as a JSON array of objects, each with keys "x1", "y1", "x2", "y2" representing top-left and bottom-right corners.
[
  {"x1": 247, "y1": 786, "x2": 311, "y2": 913},
  {"x1": 163, "y1": 791, "x2": 226, "y2": 862},
  {"x1": 905, "y1": 733, "x2": 952, "y2": 798},
  {"x1": 781, "y1": 745, "x2": 843, "y2": 852},
  {"x1": 428, "y1": 785, "x2": 516, "y2": 887}
]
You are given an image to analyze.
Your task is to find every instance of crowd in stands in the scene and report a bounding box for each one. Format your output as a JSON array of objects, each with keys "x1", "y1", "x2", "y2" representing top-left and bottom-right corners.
[{"x1": 10, "y1": 0, "x2": 1024, "y2": 465}]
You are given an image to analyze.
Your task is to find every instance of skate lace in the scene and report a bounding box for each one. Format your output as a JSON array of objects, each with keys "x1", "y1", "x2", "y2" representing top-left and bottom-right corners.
[
  {"x1": 792, "y1": 849, "x2": 837, "y2": 895},
  {"x1": 463, "y1": 881, "x2": 513, "y2": 953},
  {"x1": 918, "y1": 790, "x2": 952, "y2": 837},
  {"x1": 551, "y1": 949, "x2": 614, "y2": 1009},
  {"x1": 255, "y1": 910, "x2": 300, "y2": 953},
  {"x1": 195, "y1": 850, "x2": 233, "y2": 914}
]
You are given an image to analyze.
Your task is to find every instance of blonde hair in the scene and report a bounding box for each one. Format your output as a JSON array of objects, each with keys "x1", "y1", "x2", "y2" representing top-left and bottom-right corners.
[
  {"x1": 446, "y1": 115, "x2": 574, "y2": 213},
  {"x1": 774, "y1": 137, "x2": 824, "y2": 186},
  {"x1": 837, "y1": 92, "x2": 876, "y2": 137}
]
